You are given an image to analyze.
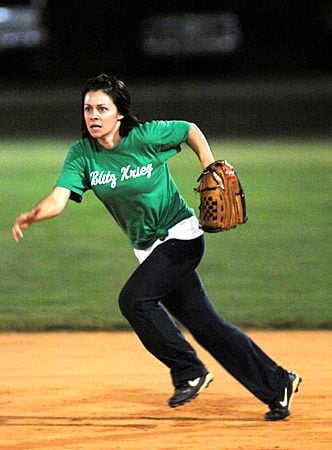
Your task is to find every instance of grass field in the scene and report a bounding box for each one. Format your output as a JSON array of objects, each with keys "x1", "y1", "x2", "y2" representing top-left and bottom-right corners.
[{"x1": 0, "y1": 137, "x2": 331, "y2": 331}]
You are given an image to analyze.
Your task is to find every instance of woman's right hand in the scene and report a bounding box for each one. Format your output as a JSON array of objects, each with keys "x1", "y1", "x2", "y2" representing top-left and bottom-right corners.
[
  {"x1": 12, "y1": 207, "x2": 41, "y2": 242},
  {"x1": 12, "y1": 187, "x2": 71, "y2": 242}
]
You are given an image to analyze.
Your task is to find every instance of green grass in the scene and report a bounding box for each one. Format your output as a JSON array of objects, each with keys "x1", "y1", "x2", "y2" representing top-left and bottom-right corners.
[{"x1": 0, "y1": 138, "x2": 331, "y2": 331}]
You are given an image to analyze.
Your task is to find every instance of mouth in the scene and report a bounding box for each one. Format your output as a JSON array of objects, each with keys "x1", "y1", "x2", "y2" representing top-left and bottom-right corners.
[{"x1": 89, "y1": 124, "x2": 102, "y2": 135}]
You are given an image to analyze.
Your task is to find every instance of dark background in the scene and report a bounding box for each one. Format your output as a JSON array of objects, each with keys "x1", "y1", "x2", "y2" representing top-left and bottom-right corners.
[
  {"x1": 4, "y1": 0, "x2": 332, "y2": 83},
  {"x1": 47, "y1": 0, "x2": 331, "y2": 81},
  {"x1": 1, "y1": 0, "x2": 332, "y2": 137}
]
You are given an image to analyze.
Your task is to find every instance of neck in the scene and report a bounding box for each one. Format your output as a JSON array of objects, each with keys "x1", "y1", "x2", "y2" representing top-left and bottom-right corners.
[
  {"x1": 98, "y1": 133, "x2": 121, "y2": 149},
  {"x1": 97, "y1": 122, "x2": 122, "y2": 149}
]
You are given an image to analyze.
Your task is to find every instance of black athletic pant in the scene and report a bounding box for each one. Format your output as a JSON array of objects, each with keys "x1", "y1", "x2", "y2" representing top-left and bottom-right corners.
[{"x1": 119, "y1": 235, "x2": 288, "y2": 404}]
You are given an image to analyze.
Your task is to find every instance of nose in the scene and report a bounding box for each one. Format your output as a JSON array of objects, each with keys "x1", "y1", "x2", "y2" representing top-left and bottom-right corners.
[{"x1": 88, "y1": 108, "x2": 100, "y2": 120}]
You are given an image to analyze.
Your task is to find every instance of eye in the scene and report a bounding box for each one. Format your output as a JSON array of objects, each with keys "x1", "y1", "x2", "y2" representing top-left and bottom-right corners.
[
  {"x1": 84, "y1": 106, "x2": 92, "y2": 113},
  {"x1": 98, "y1": 106, "x2": 107, "y2": 113}
]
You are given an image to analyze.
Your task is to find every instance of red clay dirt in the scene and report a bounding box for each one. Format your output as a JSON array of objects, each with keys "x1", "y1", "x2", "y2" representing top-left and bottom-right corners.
[{"x1": 0, "y1": 330, "x2": 331, "y2": 449}]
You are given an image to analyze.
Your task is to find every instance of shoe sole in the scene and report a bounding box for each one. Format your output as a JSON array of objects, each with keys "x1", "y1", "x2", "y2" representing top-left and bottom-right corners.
[
  {"x1": 264, "y1": 373, "x2": 302, "y2": 421},
  {"x1": 288, "y1": 373, "x2": 302, "y2": 411},
  {"x1": 169, "y1": 372, "x2": 213, "y2": 408}
]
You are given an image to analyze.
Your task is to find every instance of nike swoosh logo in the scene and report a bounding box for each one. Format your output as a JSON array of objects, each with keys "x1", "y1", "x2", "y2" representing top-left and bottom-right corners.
[
  {"x1": 280, "y1": 388, "x2": 288, "y2": 407},
  {"x1": 188, "y1": 378, "x2": 200, "y2": 387}
]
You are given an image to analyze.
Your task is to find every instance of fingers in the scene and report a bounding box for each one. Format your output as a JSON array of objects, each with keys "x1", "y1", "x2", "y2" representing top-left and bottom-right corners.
[
  {"x1": 12, "y1": 208, "x2": 39, "y2": 242},
  {"x1": 12, "y1": 222, "x2": 24, "y2": 242},
  {"x1": 12, "y1": 214, "x2": 30, "y2": 241}
]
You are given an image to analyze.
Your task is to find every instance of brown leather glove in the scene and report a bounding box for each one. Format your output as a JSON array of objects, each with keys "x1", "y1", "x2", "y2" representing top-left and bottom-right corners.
[{"x1": 195, "y1": 160, "x2": 248, "y2": 232}]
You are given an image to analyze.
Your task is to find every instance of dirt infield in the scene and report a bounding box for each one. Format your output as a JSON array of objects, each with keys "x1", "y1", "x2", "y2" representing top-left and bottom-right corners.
[{"x1": 0, "y1": 330, "x2": 331, "y2": 449}]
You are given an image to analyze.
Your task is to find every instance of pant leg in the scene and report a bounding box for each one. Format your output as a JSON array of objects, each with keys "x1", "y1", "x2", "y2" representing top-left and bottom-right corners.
[
  {"x1": 118, "y1": 237, "x2": 209, "y2": 386},
  {"x1": 162, "y1": 271, "x2": 288, "y2": 404}
]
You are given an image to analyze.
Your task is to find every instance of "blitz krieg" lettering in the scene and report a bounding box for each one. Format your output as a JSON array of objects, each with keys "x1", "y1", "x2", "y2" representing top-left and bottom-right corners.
[
  {"x1": 90, "y1": 163, "x2": 154, "y2": 188},
  {"x1": 90, "y1": 170, "x2": 117, "y2": 188},
  {"x1": 120, "y1": 163, "x2": 153, "y2": 181}
]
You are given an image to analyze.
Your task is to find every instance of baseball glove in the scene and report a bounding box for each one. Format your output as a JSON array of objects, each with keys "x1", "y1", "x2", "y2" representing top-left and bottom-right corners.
[{"x1": 195, "y1": 160, "x2": 248, "y2": 232}]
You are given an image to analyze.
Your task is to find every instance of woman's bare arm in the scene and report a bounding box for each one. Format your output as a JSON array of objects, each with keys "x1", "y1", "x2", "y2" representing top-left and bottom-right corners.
[
  {"x1": 12, "y1": 187, "x2": 71, "y2": 242},
  {"x1": 186, "y1": 123, "x2": 216, "y2": 169}
]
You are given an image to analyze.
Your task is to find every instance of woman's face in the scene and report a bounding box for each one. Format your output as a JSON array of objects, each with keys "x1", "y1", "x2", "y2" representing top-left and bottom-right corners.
[{"x1": 84, "y1": 90, "x2": 123, "y2": 140}]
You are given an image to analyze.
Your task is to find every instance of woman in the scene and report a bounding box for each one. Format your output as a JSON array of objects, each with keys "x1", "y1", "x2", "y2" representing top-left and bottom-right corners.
[{"x1": 13, "y1": 74, "x2": 301, "y2": 420}]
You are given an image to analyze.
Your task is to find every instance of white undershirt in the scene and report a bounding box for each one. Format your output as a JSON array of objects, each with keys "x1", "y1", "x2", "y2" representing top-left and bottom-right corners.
[{"x1": 134, "y1": 215, "x2": 204, "y2": 264}]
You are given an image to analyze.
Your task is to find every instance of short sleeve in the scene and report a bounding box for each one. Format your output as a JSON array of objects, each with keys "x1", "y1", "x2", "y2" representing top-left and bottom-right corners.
[
  {"x1": 55, "y1": 143, "x2": 90, "y2": 202},
  {"x1": 142, "y1": 120, "x2": 191, "y2": 153}
]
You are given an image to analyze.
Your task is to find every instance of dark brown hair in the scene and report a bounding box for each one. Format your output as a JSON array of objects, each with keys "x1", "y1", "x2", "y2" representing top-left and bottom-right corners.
[{"x1": 81, "y1": 74, "x2": 140, "y2": 139}]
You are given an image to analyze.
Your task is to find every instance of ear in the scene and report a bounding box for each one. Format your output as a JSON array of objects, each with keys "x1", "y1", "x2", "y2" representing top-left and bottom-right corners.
[{"x1": 118, "y1": 114, "x2": 124, "y2": 121}]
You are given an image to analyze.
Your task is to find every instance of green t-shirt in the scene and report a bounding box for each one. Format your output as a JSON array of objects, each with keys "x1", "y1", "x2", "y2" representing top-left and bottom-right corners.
[{"x1": 56, "y1": 120, "x2": 194, "y2": 249}]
